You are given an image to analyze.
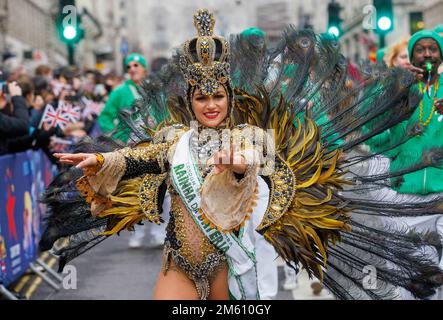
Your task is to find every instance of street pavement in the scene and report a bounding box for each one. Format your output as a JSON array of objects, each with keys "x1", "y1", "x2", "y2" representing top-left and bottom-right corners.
[{"x1": 23, "y1": 232, "x2": 331, "y2": 300}]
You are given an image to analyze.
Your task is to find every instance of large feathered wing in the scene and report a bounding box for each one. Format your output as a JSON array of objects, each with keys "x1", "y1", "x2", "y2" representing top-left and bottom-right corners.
[{"x1": 229, "y1": 27, "x2": 443, "y2": 299}]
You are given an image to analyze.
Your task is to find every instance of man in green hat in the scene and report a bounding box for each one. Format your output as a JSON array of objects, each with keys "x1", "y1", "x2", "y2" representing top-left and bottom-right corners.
[
  {"x1": 98, "y1": 53, "x2": 147, "y2": 143},
  {"x1": 369, "y1": 30, "x2": 443, "y2": 194},
  {"x1": 99, "y1": 53, "x2": 168, "y2": 249}
]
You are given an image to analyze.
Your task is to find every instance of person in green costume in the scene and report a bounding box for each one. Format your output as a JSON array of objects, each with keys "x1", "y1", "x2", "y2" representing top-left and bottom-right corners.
[
  {"x1": 97, "y1": 53, "x2": 168, "y2": 249},
  {"x1": 367, "y1": 30, "x2": 443, "y2": 195},
  {"x1": 98, "y1": 53, "x2": 148, "y2": 143}
]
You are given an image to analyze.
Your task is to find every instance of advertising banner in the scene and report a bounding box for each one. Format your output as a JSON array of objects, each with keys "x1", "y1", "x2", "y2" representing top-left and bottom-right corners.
[{"x1": 0, "y1": 151, "x2": 55, "y2": 286}]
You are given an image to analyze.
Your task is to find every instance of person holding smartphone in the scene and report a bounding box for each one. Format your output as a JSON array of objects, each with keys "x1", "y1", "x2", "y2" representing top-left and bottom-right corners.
[{"x1": 0, "y1": 80, "x2": 29, "y2": 155}]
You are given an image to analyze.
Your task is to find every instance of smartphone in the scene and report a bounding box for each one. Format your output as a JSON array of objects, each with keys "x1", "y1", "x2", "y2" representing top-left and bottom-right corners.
[{"x1": 0, "y1": 81, "x2": 8, "y2": 94}]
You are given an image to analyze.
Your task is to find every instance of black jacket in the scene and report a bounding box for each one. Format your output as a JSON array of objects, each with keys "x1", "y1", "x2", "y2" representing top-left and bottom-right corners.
[{"x1": 0, "y1": 96, "x2": 30, "y2": 155}]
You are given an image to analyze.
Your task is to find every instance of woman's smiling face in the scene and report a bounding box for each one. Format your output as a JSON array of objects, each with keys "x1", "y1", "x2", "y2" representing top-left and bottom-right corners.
[{"x1": 191, "y1": 86, "x2": 229, "y2": 127}]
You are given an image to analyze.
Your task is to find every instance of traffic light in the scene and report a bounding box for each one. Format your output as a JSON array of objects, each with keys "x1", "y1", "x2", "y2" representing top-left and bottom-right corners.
[
  {"x1": 57, "y1": 0, "x2": 84, "y2": 45},
  {"x1": 410, "y1": 12, "x2": 424, "y2": 35},
  {"x1": 57, "y1": 8, "x2": 84, "y2": 44},
  {"x1": 374, "y1": 0, "x2": 394, "y2": 34},
  {"x1": 57, "y1": 0, "x2": 84, "y2": 65},
  {"x1": 62, "y1": 25, "x2": 83, "y2": 43},
  {"x1": 327, "y1": 1, "x2": 343, "y2": 38}
]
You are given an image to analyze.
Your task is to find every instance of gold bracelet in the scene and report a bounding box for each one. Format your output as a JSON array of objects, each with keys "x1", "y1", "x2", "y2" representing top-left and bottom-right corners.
[
  {"x1": 95, "y1": 153, "x2": 105, "y2": 168},
  {"x1": 84, "y1": 153, "x2": 105, "y2": 176}
]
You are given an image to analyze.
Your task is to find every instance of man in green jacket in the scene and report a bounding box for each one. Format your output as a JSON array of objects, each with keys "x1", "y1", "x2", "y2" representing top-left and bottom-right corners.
[
  {"x1": 98, "y1": 53, "x2": 147, "y2": 143},
  {"x1": 367, "y1": 30, "x2": 443, "y2": 195},
  {"x1": 100, "y1": 53, "x2": 168, "y2": 249}
]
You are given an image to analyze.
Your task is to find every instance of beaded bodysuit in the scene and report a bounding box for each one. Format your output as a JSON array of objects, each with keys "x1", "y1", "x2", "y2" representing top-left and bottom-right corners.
[{"x1": 78, "y1": 125, "x2": 257, "y2": 299}]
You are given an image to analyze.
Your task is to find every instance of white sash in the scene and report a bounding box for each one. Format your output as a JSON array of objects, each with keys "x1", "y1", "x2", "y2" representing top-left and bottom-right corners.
[{"x1": 171, "y1": 129, "x2": 259, "y2": 299}]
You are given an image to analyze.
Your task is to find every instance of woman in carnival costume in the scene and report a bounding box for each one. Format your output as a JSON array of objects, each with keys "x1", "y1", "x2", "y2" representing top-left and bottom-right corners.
[{"x1": 40, "y1": 9, "x2": 443, "y2": 300}]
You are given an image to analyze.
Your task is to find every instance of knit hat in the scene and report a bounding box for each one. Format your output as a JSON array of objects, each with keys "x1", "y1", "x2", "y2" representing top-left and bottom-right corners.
[
  {"x1": 124, "y1": 53, "x2": 147, "y2": 69},
  {"x1": 240, "y1": 27, "x2": 265, "y2": 38},
  {"x1": 408, "y1": 29, "x2": 443, "y2": 58},
  {"x1": 434, "y1": 24, "x2": 443, "y2": 34}
]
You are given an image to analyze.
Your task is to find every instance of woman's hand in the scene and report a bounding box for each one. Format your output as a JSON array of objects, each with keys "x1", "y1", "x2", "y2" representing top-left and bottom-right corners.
[
  {"x1": 54, "y1": 153, "x2": 97, "y2": 169},
  {"x1": 208, "y1": 146, "x2": 246, "y2": 175}
]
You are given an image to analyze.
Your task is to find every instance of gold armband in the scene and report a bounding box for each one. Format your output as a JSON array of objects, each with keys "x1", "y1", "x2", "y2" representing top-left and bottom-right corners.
[{"x1": 84, "y1": 153, "x2": 105, "y2": 176}]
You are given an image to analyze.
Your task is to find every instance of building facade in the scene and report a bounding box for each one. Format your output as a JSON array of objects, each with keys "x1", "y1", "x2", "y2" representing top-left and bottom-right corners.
[
  {"x1": 0, "y1": 0, "x2": 67, "y2": 72},
  {"x1": 76, "y1": 0, "x2": 130, "y2": 74},
  {"x1": 322, "y1": 0, "x2": 443, "y2": 64},
  {"x1": 2, "y1": 0, "x2": 441, "y2": 73}
]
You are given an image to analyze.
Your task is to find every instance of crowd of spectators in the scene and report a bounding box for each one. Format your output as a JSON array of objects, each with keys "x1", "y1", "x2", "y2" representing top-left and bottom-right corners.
[{"x1": 0, "y1": 63, "x2": 125, "y2": 162}]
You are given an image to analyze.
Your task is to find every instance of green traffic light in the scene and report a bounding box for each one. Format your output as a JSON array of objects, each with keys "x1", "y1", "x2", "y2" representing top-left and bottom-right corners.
[
  {"x1": 63, "y1": 26, "x2": 77, "y2": 40},
  {"x1": 377, "y1": 16, "x2": 392, "y2": 31},
  {"x1": 328, "y1": 26, "x2": 340, "y2": 37},
  {"x1": 327, "y1": 1, "x2": 342, "y2": 38},
  {"x1": 374, "y1": 0, "x2": 393, "y2": 34}
]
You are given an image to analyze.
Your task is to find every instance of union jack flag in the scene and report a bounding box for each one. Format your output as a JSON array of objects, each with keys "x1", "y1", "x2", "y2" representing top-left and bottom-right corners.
[
  {"x1": 80, "y1": 97, "x2": 103, "y2": 118},
  {"x1": 38, "y1": 104, "x2": 71, "y2": 130},
  {"x1": 59, "y1": 101, "x2": 81, "y2": 122}
]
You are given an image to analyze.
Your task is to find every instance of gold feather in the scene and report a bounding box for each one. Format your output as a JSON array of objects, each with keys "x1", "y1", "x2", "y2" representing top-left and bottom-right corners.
[{"x1": 233, "y1": 89, "x2": 352, "y2": 284}]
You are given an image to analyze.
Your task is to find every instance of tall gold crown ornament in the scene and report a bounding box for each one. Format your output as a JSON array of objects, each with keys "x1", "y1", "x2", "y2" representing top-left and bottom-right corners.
[{"x1": 179, "y1": 9, "x2": 232, "y2": 97}]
